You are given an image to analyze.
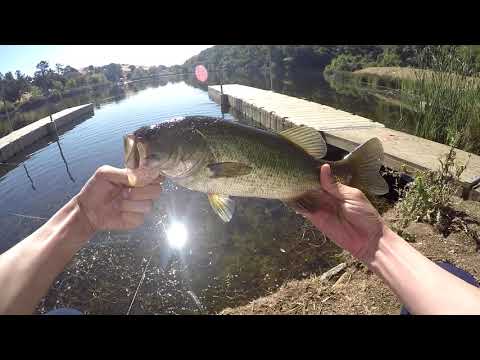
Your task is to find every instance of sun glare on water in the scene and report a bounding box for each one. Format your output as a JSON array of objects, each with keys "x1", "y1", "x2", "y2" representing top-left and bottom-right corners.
[{"x1": 166, "y1": 222, "x2": 188, "y2": 249}]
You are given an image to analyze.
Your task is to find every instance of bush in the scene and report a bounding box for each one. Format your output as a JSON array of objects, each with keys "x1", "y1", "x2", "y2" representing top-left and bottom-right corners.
[
  {"x1": 324, "y1": 54, "x2": 376, "y2": 74},
  {"x1": 18, "y1": 95, "x2": 48, "y2": 111},
  {"x1": 48, "y1": 89, "x2": 63, "y2": 102},
  {"x1": 0, "y1": 99, "x2": 15, "y2": 114},
  {"x1": 377, "y1": 49, "x2": 402, "y2": 67},
  {"x1": 29, "y1": 86, "x2": 43, "y2": 97},
  {"x1": 88, "y1": 73, "x2": 108, "y2": 85},
  {"x1": 396, "y1": 148, "x2": 468, "y2": 228},
  {"x1": 65, "y1": 79, "x2": 77, "y2": 89}
]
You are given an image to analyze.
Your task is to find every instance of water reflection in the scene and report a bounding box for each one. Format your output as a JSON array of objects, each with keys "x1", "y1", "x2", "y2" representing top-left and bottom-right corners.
[
  {"x1": 0, "y1": 109, "x2": 94, "y2": 187},
  {"x1": 54, "y1": 137, "x2": 75, "y2": 183},
  {"x1": 49, "y1": 118, "x2": 76, "y2": 183},
  {"x1": 23, "y1": 163, "x2": 36, "y2": 190}
]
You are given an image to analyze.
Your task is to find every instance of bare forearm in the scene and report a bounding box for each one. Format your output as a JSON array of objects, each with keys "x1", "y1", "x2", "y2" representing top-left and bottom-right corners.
[
  {"x1": 0, "y1": 197, "x2": 94, "y2": 314},
  {"x1": 367, "y1": 226, "x2": 480, "y2": 315}
]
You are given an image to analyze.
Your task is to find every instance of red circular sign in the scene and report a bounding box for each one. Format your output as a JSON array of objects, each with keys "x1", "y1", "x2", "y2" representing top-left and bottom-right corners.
[{"x1": 195, "y1": 65, "x2": 208, "y2": 83}]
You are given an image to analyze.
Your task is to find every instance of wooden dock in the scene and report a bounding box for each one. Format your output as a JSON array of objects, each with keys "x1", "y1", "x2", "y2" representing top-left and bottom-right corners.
[
  {"x1": 0, "y1": 104, "x2": 94, "y2": 162},
  {"x1": 208, "y1": 84, "x2": 480, "y2": 200}
]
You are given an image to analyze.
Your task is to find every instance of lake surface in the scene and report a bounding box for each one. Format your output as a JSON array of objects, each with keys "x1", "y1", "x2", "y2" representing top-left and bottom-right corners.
[{"x1": 0, "y1": 73, "x2": 401, "y2": 314}]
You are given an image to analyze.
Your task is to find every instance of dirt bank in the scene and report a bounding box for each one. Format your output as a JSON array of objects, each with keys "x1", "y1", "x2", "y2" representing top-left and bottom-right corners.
[{"x1": 220, "y1": 198, "x2": 480, "y2": 315}]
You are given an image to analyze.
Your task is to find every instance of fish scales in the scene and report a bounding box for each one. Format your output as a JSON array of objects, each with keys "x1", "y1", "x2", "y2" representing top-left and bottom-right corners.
[{"x1": 175, "y1": 120, "x2": 320, "y2": 199}]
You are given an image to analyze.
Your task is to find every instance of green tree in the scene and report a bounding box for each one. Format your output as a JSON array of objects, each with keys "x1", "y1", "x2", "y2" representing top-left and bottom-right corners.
[
  {"x1": 36, "y1": 61, "x2": 50, "y2": 78},
  {"x1": 102, "y1": 63, "x2": 122, "y2": 82},
  {"x1": 55, "y1": 63, "x2": 64, "y2": 75},
  {"x1": 325, "y1": 54, "x2": 370, "y2": 73},
  {"x1": 65, "y1": 79, "x2": 77, "y2": 89},
  {"x1": 29, "y1": 85, "x2": 43, "y2": 97},
  {"x1": 51, "y1": 80, "x2": 64, "y2": 91},
  {"x1": 0, "y1": 71, "x2": 30, "y2": 102},
  {"x1": 377, "y1": 48, "x2": 401, "y2": 67},
  {"x1": 88, "y1": 73, "x2": 107, "y2": 85},
  {"x1": 33, "y1": 61, "x2": 52, "y2": 94}
]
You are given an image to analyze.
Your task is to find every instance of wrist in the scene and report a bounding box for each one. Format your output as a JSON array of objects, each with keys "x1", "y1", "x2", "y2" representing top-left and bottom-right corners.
[
  {"x1": 364, "y1": 225, "x2": 405, "y2": 274},
  {"x1": 42, "y1": 196, "x2": 96, "y2": 251},
  {"x1": 71, "y1": 195, "x2": 96, "y2": 239}
]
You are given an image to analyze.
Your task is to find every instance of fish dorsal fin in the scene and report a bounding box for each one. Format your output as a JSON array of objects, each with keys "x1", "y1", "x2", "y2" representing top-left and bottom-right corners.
[
  {"x1": 208, "y1": 193, "x2": 235, "y2": 222},
  {"x1": 207, "y1": 162, "x2": 252, "y2": 178},
  {"x1": 279, "y1": 125, "x2": 327, "y2": 160}
]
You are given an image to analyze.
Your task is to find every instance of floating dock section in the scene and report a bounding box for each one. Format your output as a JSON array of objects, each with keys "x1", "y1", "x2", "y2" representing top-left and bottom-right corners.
[
  {"x1": 0, "y1": 104, "x2": 94, "y2": 162},
  {"x1": 208, "y1": 84, "x2": 480, "y2": 200}
]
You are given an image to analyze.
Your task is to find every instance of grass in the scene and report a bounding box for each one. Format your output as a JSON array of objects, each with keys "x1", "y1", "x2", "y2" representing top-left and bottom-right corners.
[
  {"x1": 377, "y1": 48, "x2": 480, "y2": 154},
  {"x1": 350, "y1": 47, "x2": 480, "y2": 155}
]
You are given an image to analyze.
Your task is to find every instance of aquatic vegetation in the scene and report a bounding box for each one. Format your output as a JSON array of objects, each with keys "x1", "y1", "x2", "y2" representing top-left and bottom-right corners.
[{"x1": 400, "y1": 46, "x2": 480, "y2": 154}]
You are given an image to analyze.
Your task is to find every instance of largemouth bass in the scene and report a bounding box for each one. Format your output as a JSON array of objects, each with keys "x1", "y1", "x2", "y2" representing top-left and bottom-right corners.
[{"x1": 124, "y1": 116, "x2": 388, "y2": 222}]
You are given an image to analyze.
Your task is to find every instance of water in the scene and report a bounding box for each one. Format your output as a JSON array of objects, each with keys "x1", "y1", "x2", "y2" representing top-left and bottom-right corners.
[{"x1": 0, "y1": 73, "x2": 401, "y2": 314}]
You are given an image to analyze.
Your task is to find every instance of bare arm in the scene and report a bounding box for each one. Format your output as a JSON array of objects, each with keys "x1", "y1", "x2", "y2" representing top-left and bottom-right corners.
[
  {"x1": 369, "y1": 227, "x2": 480, "y2": 314},
  {"x1": 0, "y1": 166, "x2": 162, "y2": 314},
  {"x1": 303, "y1": 164, "x2": 480, "y2": 315}
]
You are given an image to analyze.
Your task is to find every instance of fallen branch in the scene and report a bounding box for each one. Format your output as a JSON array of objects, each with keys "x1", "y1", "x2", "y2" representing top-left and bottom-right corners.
[{"x1": 320, "y1": 263, "x2": 347, "y2": 282}]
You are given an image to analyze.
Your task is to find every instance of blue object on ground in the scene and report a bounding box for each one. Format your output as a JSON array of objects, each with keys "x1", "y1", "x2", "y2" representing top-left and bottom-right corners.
[{"x1": 46, "y1": 307, "x2": 83, "y2": 315}]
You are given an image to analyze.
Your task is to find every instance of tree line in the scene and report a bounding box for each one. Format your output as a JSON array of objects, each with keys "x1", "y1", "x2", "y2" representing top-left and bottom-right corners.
[
  {"x1": 3, "y1": 45, "x2": 480, "y2": 118},
  {"x1": 181, "y1": 45, "x2": 480, "y2": 76},
  {"x1": 0, "y1": 61, "x2": 172, "y2": 114}
]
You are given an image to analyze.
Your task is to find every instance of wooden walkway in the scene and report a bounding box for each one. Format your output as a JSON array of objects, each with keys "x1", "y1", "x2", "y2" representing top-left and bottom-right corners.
[
  {"x1": 0, "y1": 104, "x2": 94, "y2": 162},
  {"x1": 208, "y1": 84, "x2": 480, "y2": 200}
]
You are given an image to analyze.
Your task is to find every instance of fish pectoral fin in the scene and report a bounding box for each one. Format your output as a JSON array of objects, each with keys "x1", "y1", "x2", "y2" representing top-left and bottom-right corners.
[
  {"x1": 284, "y1": 190, "x2": 324, "y2": 213},
  {"x1": 208, "y1": 193, "x2": 235, "y2": 222},
  {"x1": 279, "y1": 125, "x2": 327, "y2": 160},
  {"x1": 207, "y1": 162, "x2": 252, "y2": 178}
]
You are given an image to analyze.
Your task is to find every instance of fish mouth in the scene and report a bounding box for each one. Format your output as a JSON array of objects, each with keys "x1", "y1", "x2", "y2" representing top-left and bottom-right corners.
[
  {"x1": 124, "y1": 134, "x2": 140, "y2": 169},
  {"x1": 124, "y1": 133, "x2": 163, "y2": 170}
]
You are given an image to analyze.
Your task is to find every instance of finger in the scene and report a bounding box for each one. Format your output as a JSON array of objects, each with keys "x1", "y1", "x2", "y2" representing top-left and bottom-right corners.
[
  {"x1": 126, "y1": 167, "x2": 161, "y2": 187},
  {"x1": 120, "y1": 199, "x2": 153, "y2": 213},
  {"x1": 123, "y1": 184, "x2": 162, "y2": 201},
  {"x1": 95, "y1": 165, "x2": 131, "y2": 186},
  {"x1": 121, "y1": 212, "x2": 145, "y2": 229},
  {"x1": 321, "y1": 164, "x2": 367, "y2": 201},
  {"x1": 320, "y1": 164, "x2": 341, "y2": 197}
]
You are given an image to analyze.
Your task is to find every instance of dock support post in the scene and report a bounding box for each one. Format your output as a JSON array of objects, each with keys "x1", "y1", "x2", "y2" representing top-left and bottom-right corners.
[{"x1": 220, "y1": 94, "x2": 229, "y2": 113}]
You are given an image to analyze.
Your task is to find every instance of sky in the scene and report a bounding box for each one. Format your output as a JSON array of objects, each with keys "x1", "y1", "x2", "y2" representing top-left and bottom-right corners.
[{"x1": 0, "y1": 45, "x2": 213, "y2": 76}]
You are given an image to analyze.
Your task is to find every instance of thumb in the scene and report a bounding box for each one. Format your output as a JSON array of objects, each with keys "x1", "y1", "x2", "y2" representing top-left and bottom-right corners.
[
  {"x1": 95, "y1": 165, "x2": 160, "y2": 188},
  {"x1": 320, "y1": 164, "x2": 346, "y2": 200}
]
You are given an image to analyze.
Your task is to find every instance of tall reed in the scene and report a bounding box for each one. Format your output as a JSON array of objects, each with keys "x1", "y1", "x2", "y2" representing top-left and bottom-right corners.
[{"x1": 400, "y1": 46, "x2": 480, "y2": 154}]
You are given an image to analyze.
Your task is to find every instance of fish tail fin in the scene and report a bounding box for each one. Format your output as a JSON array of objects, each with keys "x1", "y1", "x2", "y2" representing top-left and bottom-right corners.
[{"x1": 330, "y1": 137, "x2": 389, "y2": 195}]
